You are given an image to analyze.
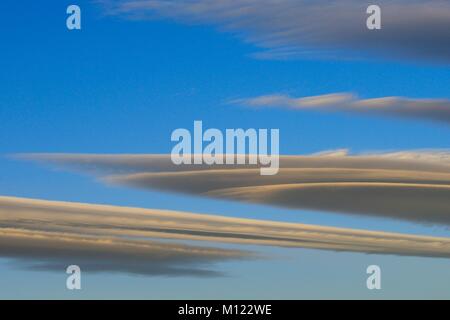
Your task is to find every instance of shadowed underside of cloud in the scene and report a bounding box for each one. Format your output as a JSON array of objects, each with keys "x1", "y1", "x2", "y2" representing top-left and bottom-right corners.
[
  {"x1": 18, "y1": 151, "x2": 450, "y2": 225},
  {"x1": 99, "y1": 0, "x2": 450, "y2": 63},
  {"x1": 2, "y1": 196, "x2": 450, "y2": 268},
  {"x1": 0, "y1": 228, "x2": 239, "y2": 277},
  {"x1": 233, "y1": 93, "x2": 450, "y2": 124},
  {"x1": 0, "y1": 197, "x2": 252, "y2": 277}
]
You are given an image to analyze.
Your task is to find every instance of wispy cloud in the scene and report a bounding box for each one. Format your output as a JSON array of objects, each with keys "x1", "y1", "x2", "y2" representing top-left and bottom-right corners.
[
  {"x1": 99, "y1": 0, "x2": 450, "y2": 63},
  {"x1": 18, "y1": 151, "x2": 450, "y2": 225},
  {"x1": 232, "y1": 93, "x2": 450, "y2": 124},
  {"x1": 2, "y1": 195, "x2": 450, "y2": 270}
]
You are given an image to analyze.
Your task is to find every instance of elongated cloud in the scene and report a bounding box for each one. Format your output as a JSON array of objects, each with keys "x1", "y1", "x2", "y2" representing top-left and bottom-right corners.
[
  {"x1": 233, "y1": 93, "x2": 450, "y2": 124},
  {"x1": 0, "y1": 228, "x2": 244, "y2": 277},
  {"x1": 2, "y1": 196, "x2": 450, "y2": 266},
  {"x1": 99, "y1": 0, "x2": 450, "y2": 63},
  {"x1": 0, "y1": 197, "x2": 251, "y2": 277},
  {"x1": 18, "y1": 151, "x2": 450, "y2": 225}
]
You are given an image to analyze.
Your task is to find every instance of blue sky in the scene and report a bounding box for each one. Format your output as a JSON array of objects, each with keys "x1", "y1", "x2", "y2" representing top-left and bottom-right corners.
[{"x1": 0, "y1": 0, "x2": 450, "y2": 299}]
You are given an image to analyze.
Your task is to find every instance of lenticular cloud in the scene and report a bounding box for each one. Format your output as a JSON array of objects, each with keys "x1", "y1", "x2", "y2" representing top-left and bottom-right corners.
[{"x1": 17, "y1": 150, "x2": 450, "y2": 225}]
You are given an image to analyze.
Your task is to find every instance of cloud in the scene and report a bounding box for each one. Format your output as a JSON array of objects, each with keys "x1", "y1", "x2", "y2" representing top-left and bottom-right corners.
[
  {"x1": 233, "y1": 93, "x2": 450, "y2": 124},
  {"x1": 2, "y1": 196, "x2": 450, "y2": 264},
  {"x1": 18, "y1": 151, "x2": 450, "y2": 225},
  {"x1": 0, "y1": 228, "x2": 241, "y2": 277},
  {"x1": 99, "y1": 0, "x2": 450, "y2": 63},
  {"x1": 0, "y1": 196, "x2": 252, "y2": 277}
]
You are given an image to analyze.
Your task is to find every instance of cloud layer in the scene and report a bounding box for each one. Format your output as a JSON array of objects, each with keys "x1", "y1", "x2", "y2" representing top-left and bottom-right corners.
[
  {"x1": 0, "y1": 196, "x2": 251, "y2": 277},
  {"x1": 100, "y1": 0, "x2": 450, "y2": 63},
  {"x1": 2, "y1": 195, "x2": 450, "y2": 273},
  {"x1": 233, "y1": 93, "x2": 450, "y2": 124},
  {"x1": 0, "y1": 228, "x2": 242, "y2": 277},
  {"x1": 19, "y1": 151, "x2": 450, "y2": 225}
]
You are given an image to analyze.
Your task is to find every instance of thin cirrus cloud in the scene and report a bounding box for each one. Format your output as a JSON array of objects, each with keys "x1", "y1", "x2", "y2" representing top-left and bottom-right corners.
[
  {"x1": 2, "y1": 195, "x2": 450, "y2": 277},
  {"x1": 17, "y1": 150, "x2": 450, "y2": 225},
  {"x1": 232, "y1": 93, "x2": 450, "y2": 124},
  {"x1": 99, "y1": 0, "x2": 450, "y2": 63}
]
